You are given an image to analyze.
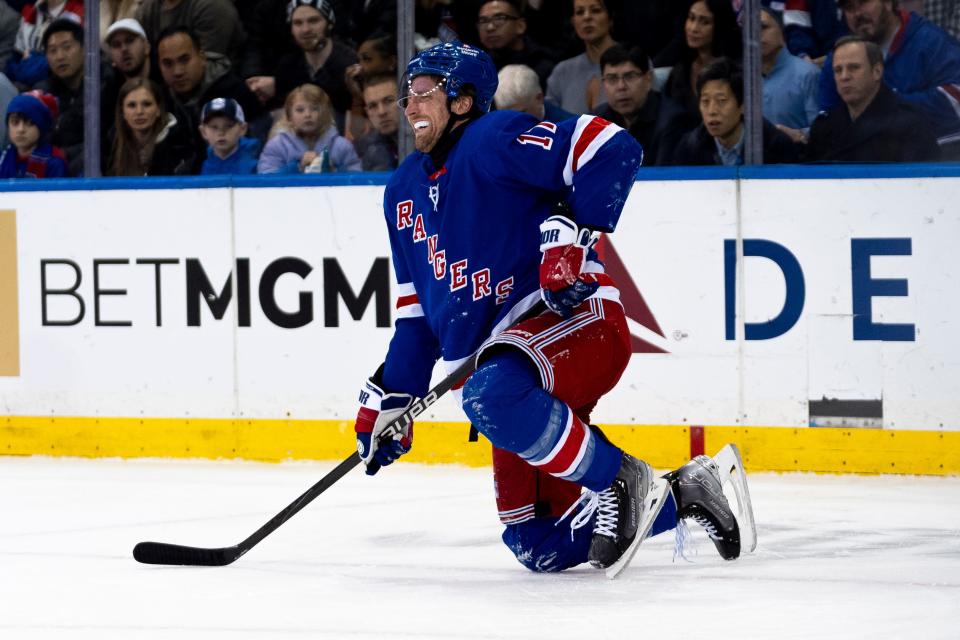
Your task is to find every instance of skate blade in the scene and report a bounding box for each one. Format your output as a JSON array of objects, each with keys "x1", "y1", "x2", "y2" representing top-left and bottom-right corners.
[
  {"x1": 605, "y1": 476, "x2": 671, "y2": 579},
  {"x1": 712, "y1": 443, "x2": 758, "y2": 553}
]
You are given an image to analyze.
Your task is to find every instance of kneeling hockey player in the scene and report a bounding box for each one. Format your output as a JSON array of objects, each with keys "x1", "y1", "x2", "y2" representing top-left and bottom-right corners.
[{"x1": 353, "y1": 41, "x2": 746, "y2": 575}]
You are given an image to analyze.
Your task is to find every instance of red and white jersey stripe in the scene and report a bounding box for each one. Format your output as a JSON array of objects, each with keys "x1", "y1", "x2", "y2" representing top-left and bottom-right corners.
[
  {"x1": 562, "y1": 116, "x2": 624, "y2": 186},
  {"x1": 395, "y1": 282, "x2": 423, "y2": 319}
]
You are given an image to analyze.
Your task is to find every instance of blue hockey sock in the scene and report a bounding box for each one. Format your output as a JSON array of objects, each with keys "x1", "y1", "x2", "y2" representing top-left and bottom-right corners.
[{"x1": 462, "y1": 351, "x2": 622, "y2": 491}]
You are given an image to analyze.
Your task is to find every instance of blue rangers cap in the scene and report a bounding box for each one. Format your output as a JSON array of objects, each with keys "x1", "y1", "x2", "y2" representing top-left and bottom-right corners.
[
  {"x1": 201, "y1": 97, "x2": 246, "y2": 124},
  {"x1": 405, "y1": 41, "x2": 498, "y2": 113}
]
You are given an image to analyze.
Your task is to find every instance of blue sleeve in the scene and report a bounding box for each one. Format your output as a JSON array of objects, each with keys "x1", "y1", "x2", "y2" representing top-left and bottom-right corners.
[
  {"x1": 818, "y1": 53, "x2": 841, "y2": 112},
  {"x1": 256, "y1": 138, "x2": 299, "y2": 174},
  {"x1": 890, "y1": 28, "x2": 960, "y2": 135},
  {"x1": 378, "y1": 184, "x2": 440, "y2": 397},
  {"x1": 803, "y1": 66, "x2": 822, "y2": 128},
  {"x1": 44, "y1": 156, "x2": 67, "y2": 178},
  {"x1": 332, "y1": 136, "x2": 363, "y2": 172},
  {"x1": 482, "y1": 112, "x2": 643, "y2": 232}
]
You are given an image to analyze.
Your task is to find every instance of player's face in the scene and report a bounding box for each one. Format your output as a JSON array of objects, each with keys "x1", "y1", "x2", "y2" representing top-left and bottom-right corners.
[
  {"x1": 685, "y1": 1, "x2": 715, "y2": 52},
  {"x1": 291, "y1": 6, "x2": 329, "y2": 52},
  {"x1": 158, "y1": 33, "x2": 206, "y2": 96},
  {"x1": 832, "y1": 42, "x2": 882, "y2": 109},
  {"x1": 108, "y1": 31, "x2": 149, "y2": 75},
  {"x1": 699, "y1": 79, "x2": 743, "y2": 142},
  {"x1": 122, "y1": 86, "x2": 161, "y2": 136},
  {"x1": 364, "y1": 80, "x2": 400, "y2": 136},
  {"x1": 45, "y1": 31, "x2": 83, "y2": 82},
  {"x1": 572, "y1": 0, "x2": 611, "y2": 45},
  {"x1": 404, "y1": 75, "x2": 450, "y2": 152},
  {"x1": 477, "y1": 1, "x2": 525, "y2": 51},
  {"x1": 7, "y1": 113, "x2": 40, "y2": 153},
  {"x1": 601, "y1": 62, "x2": 652, "y2": 117},
  {"x1": 842, "y1": 0, "x2": 895, "y2": 42},
  {"x1": 759, "y1": 11, "x2": 783, "y2": 59}
]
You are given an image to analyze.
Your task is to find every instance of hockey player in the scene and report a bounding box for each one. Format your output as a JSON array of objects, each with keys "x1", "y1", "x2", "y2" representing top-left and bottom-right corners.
[{"x1": 353, "y1": 41, "x2": 741, "y2": 574}]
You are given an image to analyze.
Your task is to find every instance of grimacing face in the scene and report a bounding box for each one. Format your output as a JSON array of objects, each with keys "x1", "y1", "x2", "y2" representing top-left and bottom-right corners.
[{"x1": 404, "y1": 75, "x2": 453, "y2": 152}]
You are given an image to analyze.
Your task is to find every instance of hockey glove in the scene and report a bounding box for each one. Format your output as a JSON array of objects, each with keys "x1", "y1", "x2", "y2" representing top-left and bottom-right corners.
[
  {"x1": 539, "y1": 215, "x2": 601, "y2": 318},
  {"x1": 354, "y1": 377, "x2": 415, "y2": 476}
]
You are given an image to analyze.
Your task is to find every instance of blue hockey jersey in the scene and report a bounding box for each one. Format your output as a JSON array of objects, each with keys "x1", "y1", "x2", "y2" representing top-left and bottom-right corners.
[{"x1": 379, "y1": 110, "x2": 643, "y2": 397}]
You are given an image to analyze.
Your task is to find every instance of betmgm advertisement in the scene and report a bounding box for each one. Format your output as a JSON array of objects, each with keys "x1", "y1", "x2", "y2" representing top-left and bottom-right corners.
[{"x1": 0, "y1": 175, "x2": 957, "y2": 473}]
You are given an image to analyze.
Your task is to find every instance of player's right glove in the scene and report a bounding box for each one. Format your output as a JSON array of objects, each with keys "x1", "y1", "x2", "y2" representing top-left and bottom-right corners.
[
  {"x1": 539, "y1": 215, "x2": 600, "y2": 318},
  {"x1": 354, "y1": 377, "x2": 415, "y2": 476}
]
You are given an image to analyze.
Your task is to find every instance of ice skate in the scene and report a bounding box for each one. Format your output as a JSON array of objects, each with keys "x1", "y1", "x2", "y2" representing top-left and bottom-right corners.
[
  {"x1": 667, "y1": 454, "x2": 741, "y2": 560},
  {"x1": 586, "y1": 454, "x2": 671, "y2": 577}
]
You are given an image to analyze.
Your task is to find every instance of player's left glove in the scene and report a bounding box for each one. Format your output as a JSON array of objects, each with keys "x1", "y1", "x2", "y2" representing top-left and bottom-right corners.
[
  {"x1": 539, "y1": 215, "x2": 601, "y2": 318},
  {"x1": 354, "y1": 377, "x2": 415, "y2": 476}
]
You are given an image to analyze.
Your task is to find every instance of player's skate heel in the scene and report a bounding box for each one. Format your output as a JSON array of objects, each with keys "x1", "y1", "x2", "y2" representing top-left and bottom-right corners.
[
  {"x1": 666, "y1": 455, "x2": 741, "y2": 560},
  {"x1": 587, "y1": 453, "x2": 666, "y2": 572}
]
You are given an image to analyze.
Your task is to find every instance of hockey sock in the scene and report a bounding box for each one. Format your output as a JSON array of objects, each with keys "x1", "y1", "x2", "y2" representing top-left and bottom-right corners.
[{"x1": 463, "y1": 350, "x2": 622, "y2": 491}]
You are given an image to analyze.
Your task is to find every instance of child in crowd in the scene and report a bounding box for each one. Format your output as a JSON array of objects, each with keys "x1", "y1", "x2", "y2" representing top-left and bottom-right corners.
[
  {"x1": 199, "y1": 97, "x2": 260, "y2": 175},
  {"x1": 257, "y1": 83, "x2": 361, "y2": 174},
  {"x1": 0, "y1": 91, "x2": 67, "y2": 178}
]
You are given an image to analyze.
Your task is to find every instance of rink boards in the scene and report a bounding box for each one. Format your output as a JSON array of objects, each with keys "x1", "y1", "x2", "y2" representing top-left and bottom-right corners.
[{"x1": 0, "y1": 167, "x2": 958, "y2": 474}]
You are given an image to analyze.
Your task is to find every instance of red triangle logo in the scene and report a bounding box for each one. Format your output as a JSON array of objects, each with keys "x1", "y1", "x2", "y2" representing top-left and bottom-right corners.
[{"x1": 595, "y1": 237, "x2": 668, "y2": 354}]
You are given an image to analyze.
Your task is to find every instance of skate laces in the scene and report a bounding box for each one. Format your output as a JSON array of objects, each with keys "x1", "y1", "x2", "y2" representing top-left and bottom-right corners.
[
  {"x1": 556, "y1": 488, "x2": 618, "y2": 541},
  {"x1": 673, "y1": 513, "x2": 723, "y2": 562}
]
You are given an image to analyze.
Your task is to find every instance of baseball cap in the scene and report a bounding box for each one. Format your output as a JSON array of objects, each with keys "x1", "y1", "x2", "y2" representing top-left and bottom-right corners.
[
  {"x1": 106, "y1": 18, "x2": 148, "y2": 42},
  {"x1": 201, "y1": 97, "x2": 246, "y2": 124}
]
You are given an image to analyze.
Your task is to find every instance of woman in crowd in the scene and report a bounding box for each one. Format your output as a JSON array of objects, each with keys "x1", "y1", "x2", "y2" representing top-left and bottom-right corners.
[
  {"x1": 663, "y1": 0, "x2": 742, "y2": 121},
  {"x1": 344, "y1": 31, "x2": 397, "y2": 140},
  {"x1": 107, "y1": 77, "x2": 196, "y2": 176},
  {"x1": 257, "y1": 83, "x2": 361, "y2": 173},
  {"x1": 545, "y1": 0, "x2": 616, "y2": 115}
]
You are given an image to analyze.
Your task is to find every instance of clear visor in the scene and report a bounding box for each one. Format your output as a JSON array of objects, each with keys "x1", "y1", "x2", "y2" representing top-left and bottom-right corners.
[{"x1": 397, "y1": 75, "x2": 447, "y2": 109}]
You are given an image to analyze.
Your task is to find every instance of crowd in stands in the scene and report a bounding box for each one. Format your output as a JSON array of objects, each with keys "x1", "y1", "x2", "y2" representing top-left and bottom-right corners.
[{"x1": 0, "y1": 0, "x2": 958, "y2": 179}]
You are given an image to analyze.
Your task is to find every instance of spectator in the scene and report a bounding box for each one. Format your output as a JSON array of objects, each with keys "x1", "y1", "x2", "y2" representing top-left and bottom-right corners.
[
  {"x1": 105, "y1": 18, "x2": 150, "y2": 81},
  {"x1": 198, "y1": 97, "x2": 261, "y2": 174},
  {"x1": 596, "y1": 45, "x2": 694, "y2": 166},
  {"x1": 545, "y1": 0, "x2": 616, "y2": 114},
  {"x1": 36, "y1": 17, "x2": 83, "y2": 175},
  {"x1": 136, "y1": 0, "x2": 247, "y2": 71},
  {"x1": 819, "y1": 0, "x2": 960, "y2": 138},
  {"x1": 107, "y1": 77, "x2": 195, "y2": 175},
  {"x1": 99, "y1": 0, "x2": 138, "y2": 50},
  {"x1": 156, "y1": 26, "x2": 265, "y2": 161},
  {"x1": 494, "y1": 63, "x2": 576, "y2": 122},
  {"x1": 240, "y1": 0, "x2": 297, "y2": 97},
  {"x1": 760, "y1": 6, "x2": 820, "y2": 140},
  {"x1": 805, "y1": 36, "x2": 939, "y2": 161},
  {"x1": 345, "y1": 31, "x2": 397, "y2": 109},
  {"x1": 353, "y1": 71, "x2": 398, "y2": 171},
  {"x1": 475, "y1": 0, "x2": 554, "y2": 88},
  {"x1": 257, "y1": 83, "x2": 361, "y2": 173},
  {"x1": 274, "y1": 0, "x2": 358, "y2": 128},
  {"x1": 664, "y1": 0, "x2": 742, "y2": 123},
  {"x1": 0, "y1": 90, "x2": 66, "y2": 178},
  {"x1": 0, "y1": 1, "x2": 20, "y2": 69},
  {"x1": 5, "y1": 0, "x2": 83, "y2": 89},
  {"x1": 672, "y1": 58, "x2": 800, "y2": 165},
  {"x1": 343, "y1": 31, "x2": 396, "y2": 141},
  {"x1": 782, "y1": 0, "x2": 849, "y2": 63}
]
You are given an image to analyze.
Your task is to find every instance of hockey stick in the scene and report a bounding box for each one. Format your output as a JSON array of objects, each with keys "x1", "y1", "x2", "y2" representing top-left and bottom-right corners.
[{"x1": 133, "y1": 306, "x2": 542, "y2": 567}]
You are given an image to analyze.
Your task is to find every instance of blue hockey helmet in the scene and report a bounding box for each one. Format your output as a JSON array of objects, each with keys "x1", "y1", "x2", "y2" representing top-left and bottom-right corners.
[{"x1": 405, "y1": 41, "x2": 498, "y2": 113}]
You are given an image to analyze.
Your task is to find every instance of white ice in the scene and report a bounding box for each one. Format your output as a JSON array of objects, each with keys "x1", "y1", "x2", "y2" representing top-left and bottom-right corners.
[{"x1": 2, "y1": 457, "x2": 959, "y2": 639}]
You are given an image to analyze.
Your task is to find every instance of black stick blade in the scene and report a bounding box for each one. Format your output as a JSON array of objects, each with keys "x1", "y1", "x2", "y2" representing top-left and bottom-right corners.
[{"x1": 133, "y1": 541, "x2": 242, "y2": 566}]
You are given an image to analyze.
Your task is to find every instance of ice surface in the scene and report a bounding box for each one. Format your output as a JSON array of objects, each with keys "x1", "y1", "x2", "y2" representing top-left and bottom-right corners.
[{"x1": 1, "y1": 457, "x2": 958, "y2": 639}]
